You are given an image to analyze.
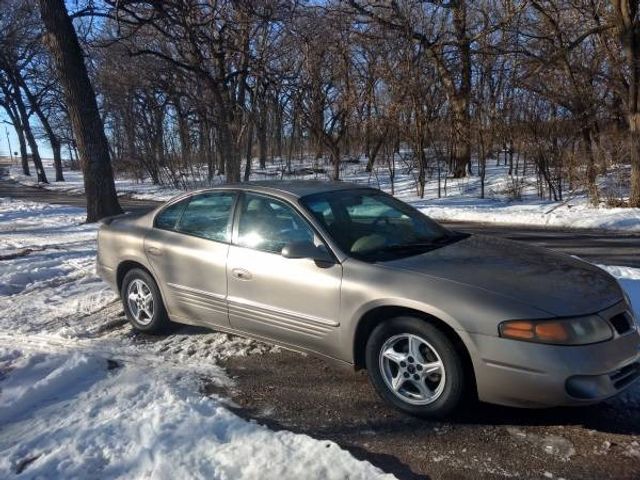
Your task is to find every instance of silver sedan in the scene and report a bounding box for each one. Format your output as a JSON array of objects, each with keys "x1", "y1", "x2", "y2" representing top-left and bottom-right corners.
[{"x1": 96, "y1": 182, "x2": 640, "y2": 417}]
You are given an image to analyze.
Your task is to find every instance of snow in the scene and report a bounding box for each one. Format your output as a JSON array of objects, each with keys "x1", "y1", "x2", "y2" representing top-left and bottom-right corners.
[
  {"x1": 600, "y1": 265, "x2": 640, "y2": 319},
  {"x1": 0, "y1": 198, "x2": 115, "y2": 333},
  {"x1": 9, "y1": 156, "x2": 640, "y2": 232},
  {"x1": 0, "y1": 348, "x2": 392, "y2": 479},
  {"x1": 0, "y1": 198, "x2": 394, "y2": 479}
]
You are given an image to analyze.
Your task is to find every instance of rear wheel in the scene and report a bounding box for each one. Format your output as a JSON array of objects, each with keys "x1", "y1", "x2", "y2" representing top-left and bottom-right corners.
[
  {"x1": 121, "y1": 268, "x2": 171, "y2": 333},
  {"x1": 365, "y1": 316, "x2": 466, "y2": 418}
]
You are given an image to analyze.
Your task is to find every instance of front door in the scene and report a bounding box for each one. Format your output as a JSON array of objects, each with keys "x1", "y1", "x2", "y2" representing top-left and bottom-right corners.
[
  {"x1": 226, "y1": 192, "x2": 343, "y2": 357},
  {"x1": 144, "y1": 191, "x2": 236, "y2": 328}
]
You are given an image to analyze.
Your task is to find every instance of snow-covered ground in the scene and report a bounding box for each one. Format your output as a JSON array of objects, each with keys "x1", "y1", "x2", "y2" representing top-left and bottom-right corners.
[
  {"x1": 1, "y1": 197, "x2": 639, "y2": 479},
  {"x1": 0, "y1": 198, "x2": 393, "y2": 479},
  {"x1": 9, "y1": 157, "x2": 640, "y2": 232},
  {"x1": 0, "y1": 348, "x2": 393, "y2": 479}
]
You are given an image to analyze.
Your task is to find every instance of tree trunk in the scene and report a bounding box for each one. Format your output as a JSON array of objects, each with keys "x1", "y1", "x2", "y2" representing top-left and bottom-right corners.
[
  {"x1": 257, "y1": 104, "x2": 268, "y2": 170},
  {"x1": 329, "y1": 144, "x2": 341, "y2": 180},
  {"x1": 450, "y1": 95, "x2": 471, "y2": 178},
  {"x1": 582, "y1": 126, "x2": 599, "y2": 205},
  {"x1": 629, "y1": 113, "x2": 640, "y2": 207},
  {"x1": 611, "y1": 0, "x2": 640, "y2": 206},
  {"x1": 2, "y1": 104, "x2": 30, "y2": 175},
  {"x1": 175, "y1": 98, "x2": 191, "y2": 166},
  {"x1": 218, "y1": 122, "x2": 240, "y2": 182},
  {"x1": 18, "y1": 78, "x2": 65, "y2": 181},
  {"x1": 51, "y1": 138, "x2": 64, "y2": 181},
  {"x1": 13, "y1": 91, "x2": 48, "y2": 183},
  {"x1": 450, "y1": 1, "x2": 472, "y2": 179},
  {"x1": 244, "y1": 120, "x2": 253, "y2": 182},
  {"x1": 274, "y1": 99, "x2": 283, "y2": 159},
  {"x1": 38, "y1": 0, "x2": 122, "y2": 221},
  {"x1": 17, "y1": 125, "x2": 30, "y2": 175}
]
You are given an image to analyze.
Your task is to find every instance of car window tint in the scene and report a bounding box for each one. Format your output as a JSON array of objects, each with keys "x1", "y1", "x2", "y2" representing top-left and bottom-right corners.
[
  {"x1": 176, "y1": 192, "x2": 235, "y2": 242},
  {"x1": 237, "y1": 193, "x2": 315, "y2": 253},
  {"x1": 305, "y1": 199, "x2": 335, "y2": 227},
  {"x1": 155, "y1": 199, "x2": 188, "y2": 231},
  {"x1": 346, "y1": 195, "x2": 408, "y2": 223},
  {"x1": 302, "y1": 190, "x2": 451, "y2": 260}
]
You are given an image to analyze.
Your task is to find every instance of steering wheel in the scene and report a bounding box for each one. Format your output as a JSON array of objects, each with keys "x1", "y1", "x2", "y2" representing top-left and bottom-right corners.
[{"x1": 372, "y1": 215, "x2": 391, "y2": 228}]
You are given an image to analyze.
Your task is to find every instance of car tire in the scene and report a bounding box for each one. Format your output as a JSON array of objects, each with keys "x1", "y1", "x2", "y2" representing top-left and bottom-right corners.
[
  {"x1": 365, "y1": 316, "x2": 466, "y2": 418},
  {"x1": 121, "y1": 268, "x2": 171, "y2": 333}
]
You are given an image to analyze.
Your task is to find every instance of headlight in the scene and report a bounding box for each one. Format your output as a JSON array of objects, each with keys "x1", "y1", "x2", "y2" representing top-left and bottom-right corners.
[{"x1": 498, "y1": 315, "x2": 613, "y2": 345}]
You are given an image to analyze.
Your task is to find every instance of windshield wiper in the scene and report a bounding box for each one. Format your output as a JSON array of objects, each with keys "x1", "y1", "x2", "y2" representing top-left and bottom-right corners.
[
  {"x1": 373, "y1": 233, "x2": 467, "y2": 255},
  {"x1": 377, "y1": 241, "x2": 441, "y2": 253}
]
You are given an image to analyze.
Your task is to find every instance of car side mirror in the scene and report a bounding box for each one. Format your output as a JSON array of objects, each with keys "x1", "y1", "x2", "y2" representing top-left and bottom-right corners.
[{"x1": 281, "y1": 241, "x2": 334, "y2": 264}]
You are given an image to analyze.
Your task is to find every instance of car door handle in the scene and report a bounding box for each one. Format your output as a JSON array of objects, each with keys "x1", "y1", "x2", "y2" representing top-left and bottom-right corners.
[
  {"x1": 231, "y1": 268, "x2": 252, "y2": 280},
  {"x1": 145, "y1": 246, "x2": 163, "y2": 256}
]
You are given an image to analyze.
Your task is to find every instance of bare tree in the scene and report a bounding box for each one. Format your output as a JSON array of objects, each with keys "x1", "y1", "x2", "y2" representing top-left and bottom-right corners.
[{"x1": 38, "y1": 0, "x2": 122, "y2": 221}]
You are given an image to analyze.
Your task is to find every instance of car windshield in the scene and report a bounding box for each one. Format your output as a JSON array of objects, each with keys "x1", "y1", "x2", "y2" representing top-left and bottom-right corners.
[{"x1": 301, "y1": 189, "x2": 465, "y2": 261}]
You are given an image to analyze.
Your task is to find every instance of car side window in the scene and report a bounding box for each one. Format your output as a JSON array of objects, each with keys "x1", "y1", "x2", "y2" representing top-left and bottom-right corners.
[
  {"x1": 236, "y1": 193, "x2": 315, "y2": 253},
  {"x1": 155, "y1": 199, "x2": 188, "y2": 231},
  {"x1": 176, "y1": 192, "x2": 236, "y2": 242}
]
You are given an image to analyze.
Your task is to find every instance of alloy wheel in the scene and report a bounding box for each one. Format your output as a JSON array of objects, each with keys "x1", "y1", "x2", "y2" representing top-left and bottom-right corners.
[
  {"x1": 378, "y1": 333, "x2": 446, "y2": 405},
  {"x1": 127, "y1": 279, "x2": 154, "y2": 326}
]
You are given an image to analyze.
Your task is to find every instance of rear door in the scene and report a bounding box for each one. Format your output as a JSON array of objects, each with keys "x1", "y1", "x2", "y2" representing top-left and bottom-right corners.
[
  {"x1": 144, "y1": 191, "x2": 237, "y2": 328},
  {"x1": 226, "y1": 192, "x2": 343, "y2": 357}
]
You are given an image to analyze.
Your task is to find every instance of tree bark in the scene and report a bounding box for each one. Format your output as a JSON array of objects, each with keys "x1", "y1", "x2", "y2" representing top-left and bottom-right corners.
[
  {"x1": 38, "y1": 0, "x2": 122, "y2": 221},
  {"x1": 611, "y1": 0, "x2": 640, "y2": 206},
  {"x1": 257, "y1": 102, "x2": 268, "y2": 170},
  {"x1": 244, "y1": 119, "x2": 253, "y2": 182},
  {"x1": 450, "y1": 1, "x2": 472, "y2": 178},
  {"x1": 13, "y1": 89, "x2": 48, "y2": 183},
  {"x1": 16, "y1": 125, "x2": 29, "y2": 175},
  {"x1": 2, "y1": 103, "x2": 30, "y2": 175},
  {"x1": 582, "y1": 126, "x2": 599, "y2": 204},
  {"x1": 17, "y1": 77, "x2": 65, "y2": 181}
]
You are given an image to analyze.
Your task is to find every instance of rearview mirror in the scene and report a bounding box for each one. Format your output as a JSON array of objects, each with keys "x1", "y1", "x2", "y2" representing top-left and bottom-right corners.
[{"x1": 281, "y1": 241, "x2": 333, "y2": 264}]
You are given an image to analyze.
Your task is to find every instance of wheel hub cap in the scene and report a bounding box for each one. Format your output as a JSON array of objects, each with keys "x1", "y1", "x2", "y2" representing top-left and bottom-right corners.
[
  {"x1": 379, "y1": 333, "x2": 446, "y2": 406},
  {"x1": 127, "y1": 279, "x2": 154, "y2": 326}
]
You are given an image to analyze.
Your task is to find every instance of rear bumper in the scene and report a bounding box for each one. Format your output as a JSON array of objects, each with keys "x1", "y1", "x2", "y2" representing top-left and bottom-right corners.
[
  {"x1": 96, "y1": 261, "x2": 117, "y2": 292},
  {"x1": 469, "y1": 329, "x2": 640, "y2": 408}
]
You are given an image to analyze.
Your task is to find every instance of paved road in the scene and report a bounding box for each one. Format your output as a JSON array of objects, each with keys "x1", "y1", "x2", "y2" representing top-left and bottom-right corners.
[
  {"x1": 2, "y1": 164, "x2": 639, "y2": 267},
  {"x1": 0, "y1": 165, "x2": 156, "y2": 214},
  {"x1": 3, "y1": 164, "x2": 640, "y2": 479}
]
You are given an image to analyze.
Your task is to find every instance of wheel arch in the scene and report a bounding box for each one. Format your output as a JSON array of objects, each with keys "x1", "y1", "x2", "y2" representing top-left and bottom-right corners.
[
  {"x1": 116, "y1": 260, "x2": 155, "y2": 293},
  {"x1": 352, "y1": 305, "x2": 477, "y2": 397}
]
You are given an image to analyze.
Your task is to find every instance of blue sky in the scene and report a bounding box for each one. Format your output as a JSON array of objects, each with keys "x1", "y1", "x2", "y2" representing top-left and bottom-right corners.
[{"x1": 0, "y1": 114, "x2": 55, "y2": 159}]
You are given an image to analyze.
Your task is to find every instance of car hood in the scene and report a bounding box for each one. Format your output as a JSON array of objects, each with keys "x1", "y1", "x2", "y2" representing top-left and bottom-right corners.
[{"x1": 382, "y1": 234, "x2": 622, "y2": 317}]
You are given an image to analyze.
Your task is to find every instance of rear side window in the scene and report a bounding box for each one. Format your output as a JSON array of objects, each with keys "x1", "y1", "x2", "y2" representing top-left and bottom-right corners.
[
  {"x1": 176, "y1": 192, "x2": 236, "y2": 242},
  {"x1": 155, "y1": 199, "x2": 188, "y2": 231}
]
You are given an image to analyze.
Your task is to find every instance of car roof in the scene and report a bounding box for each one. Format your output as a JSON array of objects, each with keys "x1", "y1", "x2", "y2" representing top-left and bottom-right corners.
[{"x1": 215, "y1": 180, "x2": 373, "y2": 199}]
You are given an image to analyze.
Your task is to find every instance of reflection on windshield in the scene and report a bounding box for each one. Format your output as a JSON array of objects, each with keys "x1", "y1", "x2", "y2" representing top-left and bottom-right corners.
[{"x1": 301, "y1": 190, "x2": 465, "y2": 261}]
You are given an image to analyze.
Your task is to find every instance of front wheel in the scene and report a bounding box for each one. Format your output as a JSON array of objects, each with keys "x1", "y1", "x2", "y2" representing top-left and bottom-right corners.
[
  {"x1": 365, "y1": 316, "x2": 466, "y2": 418},
  {"x1": 121, "y1": 268, "x2": 171, "y2": 333}
]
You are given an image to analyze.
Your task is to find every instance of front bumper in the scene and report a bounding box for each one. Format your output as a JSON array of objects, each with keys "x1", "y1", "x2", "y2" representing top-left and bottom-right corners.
[{"x1": 469, "y1": 308, "x2": 640, "y2": 408}]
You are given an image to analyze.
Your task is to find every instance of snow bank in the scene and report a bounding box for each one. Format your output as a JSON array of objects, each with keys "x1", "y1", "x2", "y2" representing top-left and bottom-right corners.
[
  {"x1": 418, "y1": 199, "x2": 640, "y2": 232},
  {"x1": 0, "y1": 198, "x2": 116, "y2": 332},
  {"x1": 10, "y1": 159, "x2": 640, "y2": 232},
  {"x1": 10, "y1": 161, "x2": 189, "y2": 202},
  {"x1": 0, "y1": 198, "x2": 394, "y2": 479},
  {"x1": 0, "y1": 348, "x2": 393, "y2": 479},
  {"x1": 600, "y1": 265, "x2": 640, "y2": 319},
  {"x1": 0, "y1": 349, "x2": 106, "y2": 424}
]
